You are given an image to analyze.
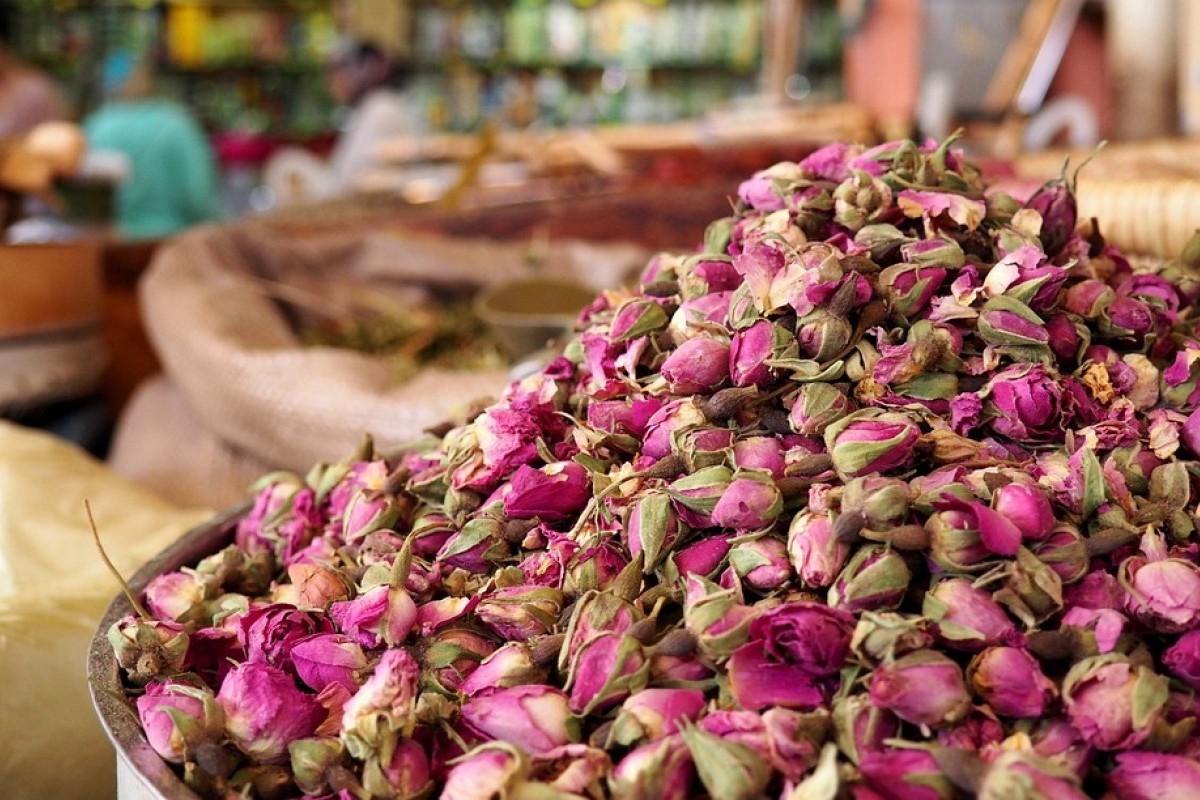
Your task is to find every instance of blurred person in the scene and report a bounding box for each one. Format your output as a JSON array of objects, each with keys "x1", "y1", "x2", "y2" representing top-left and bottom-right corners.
[
  {"x1": 83, "y1": 51, "x2": 221, "y2": 239},
  {"x1": 0, "y1": 27, "x2": 68, "y2": 139},
  {"x1": 264, "y1": 39, "x2": 417, "y2": 203}
]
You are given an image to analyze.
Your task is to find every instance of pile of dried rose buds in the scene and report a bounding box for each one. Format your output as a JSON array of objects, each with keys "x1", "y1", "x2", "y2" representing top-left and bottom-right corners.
[{"x1": 110, "y1": 136, "x2": 1200, "y2": 800}]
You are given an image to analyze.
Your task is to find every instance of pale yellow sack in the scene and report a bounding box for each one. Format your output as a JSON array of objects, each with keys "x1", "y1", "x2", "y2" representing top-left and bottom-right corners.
[{"x1": 0, "y1": 421, "x2": 210, "y2": 800}]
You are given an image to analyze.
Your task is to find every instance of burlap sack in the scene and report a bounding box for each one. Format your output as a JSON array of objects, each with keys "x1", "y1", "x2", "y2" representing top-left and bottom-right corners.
[{"x1": 139, "y1": 223, "x2": 647, "y2": 473}]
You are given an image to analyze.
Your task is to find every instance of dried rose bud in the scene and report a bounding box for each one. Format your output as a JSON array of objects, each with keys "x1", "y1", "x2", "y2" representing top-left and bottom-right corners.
[
  {"x1": 678, "y1": 255, "x2": 742, "y2": 298},
  {"x1": 1163, "y1": 630, "x2": 1200, "y2": 691},
  {"x1": 1119, "y1": 537, "x2": 1200, "y2": 634},
  {"x1": 996, "y1": 547, "x2": 1065, "y2": 627},
  {"x1": 977, "y1": 296, "x2": 1051, "y2": 350},
  {"x1": 340, "y1": 648, "x2": 420, "y2": 757},
  {"x1": 610, "y1": 297, "x2": 670, "y2": 342},
  {"x1": 525, "y1": 743, "x2": 611, "y2": 795},
  {"x1": 832, "y1": 693, "x2": 900, "y2": 764},
  {"x1": 1045, "y1": 312, "x2": 1088, "y2": 363},
  {"x1": 623, "y1": 491, "x2": 683, "y2": 572},
  {"x1": 436, "y1": 517, "x2": 511, "y2": 574},
  {"x1": 828, "y1": 545, "x2": 912, "y2": 614},
  {"x1": 415, "y1": 596, "x2": 478, "y2": 637},
  {"x1": 328, "y1": 585, "x2": 416, "y2": 650},
  {"x1": 968, "y1": 646, "x2": 1056, "y2": 718},
  {"x1": 340, "y1": 489, "x2": 402, "y2": 545},
  {"x1": 1062, "y1": 654, "x2": 1169, "y2": 750},
  {"x1": 732, "y1": 436, "x2": 787, "y2": 478},
  {"x1": 976, "y1": 751, "x2": 1087, "y2": 800},
  {"x1": 789, "y1": 382, "x2": 854, "y2": 435},
  {"x1": 980, "y1": 363, "x2": 1064, "y2": 443},
  {"x1": 609, "y1": 734, "x2": 694, "y2": 800},
  {"x1": 737, "y1": 169, "x2": 787, "y2": 212},
  {"x1": 288, "y1": 736, "x2": 345, "y2": 796},
  {"x1": 143, "y1": 569, "x2": 215, "y2": 624},
  {"x1": 136, "y1": 679, "x2": 225, "y2": 763},
  {"x1": 1033, "y1": 524, "x2": 1089, "y2": 584},
  {"x1": 1107, "y1": 751, "x2": 1200, "y2": 800},
  {"x1": 1029, "y1": 717, "x2": 1094, "y2": 779},
  {"x1": 787, "y1": 510, "x2": 849, "y2": 589},
  {"x1": 991, "y1": 482, "x2": 1056, "y2": 542},
  {"x1": 408, "y1": 509, "x2": 456, "y2": 558},
  {"x1": 239, "y1": 603, "x2": 334, "y2": 677},
  {"x1": 610, "y1": 689, "x2": 708, "y2": 746},
  {"x1": 824, "y1": 409, "x2": 922, "y2": 478},
  {"x1": 926, "y1": 504, "x2": 998, "y2": 573},
  {"x1": 365, "y1": 737, "x2": 432, "y2": 799},
  {"x1": 457, "y1": 642, "x2": 545, "y2": 697},
  {"x1": 682, "y1": 574, "x2": 756, "y2": 659},
  {"x1": 869, "y1": 650, "x2": 971, "y2": 728},
  {"x1": 729, "y1": 535, "x2": 792, "y2": 592},
  {"x1": 587, "y1": 397, "x2": 664, "y2": 440},
  {"x1": 460, "y1": 685, "x2": 577, "y2": 755},
  {"x1": 796, "y1": 307, "x2": 854, "y2": 362},
  {"x1": 561, "y1": 591, "x2": 641, "y2": 670},
  {"x1": 1101, "y1": 296, "x2": 1154, "y2": 341},
  {"x1": 834, "y1": 170, "x2": 893, "y2": 231},
  {"x1": 727, "y1": 602, "x2": 854, "y2": 711},
  {"x1": 923, "y1": 578, "x2": 1019, "y2": 652},
  {"x1": 859, "y1": 748, "x2": 955, "y2": 800},
  {"x1": 661, "y1": 336, "x2": 733, "y2": 394},
  {"x1": 711, "y1": 469, "x2": 783, "y2": 531},
  {"x1": 476, "y1": 586, "x2": 565, "y2": 642},
  {"x1": 504, "y1": 461, "x2": 591, "y2": 523},
  {"x1": 218, "y1": 661, "x2": 325, "y2": 764},
  {"x1": 850, "y1": 612, "x2": 934, "y2": 664},
  {"x1": 730, "y1": 319, "x2": 794, "y2": 389},
  {"x1": 681, "y1": 723, "x2": 773, "y2": 800},
  {"x1": 675, "y1": 426, "x2": 735, "y2": 470},
  {"x1": 667, "y1": 465, "x2": 733, "y2": 528},
  {"x1": 1062, "y1": 279, "x2": 1115, "y2": 319},
  {"x1": 441, "y1": 743, "x2": 528, "y2": 800},
  {"x1": 419, "y1": 627, "x2": 497, "y2": 695},
  {"x1": 567, "y1": 632, "x2": 650, "y2": 715},
  {"x1": 840, "y1": 476, "x2": 911, "y2": 531},
  {"x1": 290, "y1": 633, "x2": 368, "y2": 694},
  {"x1": 1024, "y1": 178, "x2": 1077, "y2": 254},
  {"x1": 879, "y1": 263, "x2": 949, "y2": 322},
  {"x1": 107, "y1": 615, "x2": 189, "y2": 685}
]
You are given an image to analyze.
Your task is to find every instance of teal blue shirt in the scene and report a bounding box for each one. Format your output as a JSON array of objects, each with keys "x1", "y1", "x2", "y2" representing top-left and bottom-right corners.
[{"x1": 84, "y1": 99, "x2": 222, "y2": 239}]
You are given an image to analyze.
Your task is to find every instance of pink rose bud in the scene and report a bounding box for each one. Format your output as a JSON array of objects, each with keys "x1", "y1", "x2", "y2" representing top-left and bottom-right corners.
[
  {"x1": 733, "y1": 436, "x2": 787, "y2": 478},
  {"x1": 136, "y1": 679, "x2": 224, "y2": 763},
  {"x1": 407, "y1": 509, "x2": 456, "y2": 557},
  {"x1": 977, "y1": 751, "x2": 1088, "y2": 800},
  {"x1": 672, "y1": 533, "x2": 734, "y2": 578},
  {"x1": 968, "y1": 646, "x2": 1056, "y2": 718},
  {"x1": 936, "y1": 497, "x2": 1022, "y2": 557},
  {"x1": 641, "y1": 398, "x2": 708, "y2": 460},
  {"x1": 668, "y1": 291, "x2": 733, "y2": 344},
  {"x1": 143, "y1": 570, "x2": 213, "y2": 624},
  {"x1": 678, "y1": 256, "x2": 742, "y2": 297},
  {"x1": 609, "y1": 297, "x2": 670, "y2": 342},
  {"x1": 476, "y1": 586, "x2": 565, "y2": 641},
  {"x1": 239, "y1": 603, "x2": 334, "y2": 676},
  {"x1": 1062, "y1": 654, "x2": 1169, "y2": 750},
  {"x1": 459, "y1": 642, "x2": 547, "y2": 697},
  {"x1": 1062, "y1": 279, "x2": 1114, "y2": 319},
  {"x1": 441, "y1": 743, "x2": 528, "y2": 800},
  {"x1": 1024, "y1": 177, "x2": 1077, "y2": 253},
  {"x1": 727, "y1": 602, "x2": 854, "y2": 712},
  {"x1": 981, "y1": 362, "x2": 1064, "y2": 443},
  {"x1": 729, "y1": 535, "x2": 792, "y2": 592},
  {"x1": 1029, "y1": 717, "x2": 1094, "y2": 779},
  {"x1": 610, "y1": 688, "x2": 708, "y2": 746},
  {"x1": 460, "y1": 685, "x2": 576, "y2": 755},
  {"x1": 289, "y1": 736, "x2": 346, "y2": 795},
  {"x1": 290, "y1": 633, "x2": 368, "y2": 694},
  {"x1": 977, "y1": 296, "x2": 1051, "y2": 349},
  {"x1": 926, "y1": 505, "x2": 1000, "y2": 573},
  {"x1": 609, "y1": 734, "x2": 695, "y2": 800},
  {"x1": 340, "y1": 489, "x2": 402, "y2": 544},
  {"x1": 859, "y1": 748, "x2": 955, "y2": 800},
  {"x1": 824, "y1": 409, "x2": 921, "y2": 478},
  {"x1": 831, "y1": 693, "x2": 900, "y2": 764},
  {"x1": 624, "y1": 491, "x2": 682, "y2": 571},
  {"x1": 217, "y1": 661, "x2": 325, "y2": 764},
  {"x1": 667, "y1": 465, "x2": 733, "y2": 529},
  {"x1": 737, "y1": 170, "x2": 787, "y2": 211},
  {"x1": 850, "y1": 612, "x2": 935, "y2": 664},
  {"x1": 567, "y1": 632, "x2": 649, "y2": 715},
  {"x1": 991, "y1": 482, "x2": 1055, "y2": 542},
  {"x1": 650, "y1": 652, "x2": 714, "y2": 685},
  {"x1": 1119, "y1": 542, "x2": 1200, "y2": 634},
  {"x1": 503, "y1": 461, "x2": 591, "y2": 522},
  {"x1": 415, "y1": 595, "x2": 478, "y2": 637},
  {"x1": 710, "y1": 470, "x2": 783, "y2": 531},
  {"x1": 1044, "y1": 312, "x2": 1085, "y2": 362},
  {"x1": 675, "y1": 426, "x2": 735, "y2": 471},
  {"x1": 328, "y1": 584, "x2": 417, "y2": 649},
  {"x1": 526, "y1": 745, "x2": 610, "y2": 796},
  {"x1": 828, "y1": 545, "x2": 912, "y2": 614},
  {"x1": 561, "y1": 591, "x2": 640, "y2": 670},
  {"x1": 923, "y1": 578, "x2": 1018, "y2": 651},
  {"x1": 1107, "y1": 751, "x2": 1200, "y2": 800},
  {"x1": 587, "y1": 397, "x2": 663, "y2": 438},
  {"x1": 796, "y1": 307, "x2": 854, "y2": 361},
  {"x1": 661, "y1": 336, "x2": 732, "y2": 394},
  {"x1": 878, "y1": 263, "x2": 949, "y2": 321},
  {"x1": 869, "y1": 650, "x2": 971, "y2": 728},
  {"x1": 1163, "y1": 630, "x2": 1200, "y2": 691},
  {"x1": 787, "y1": 510, "x2": 850, "y2": 589},
  {"x1": 729, "y1": 320, "x2": 793, "y2": 389},
  {"x1": 341, "y1": 648, "x2": 421, "y2": 753},
  {"x1": 683, "y1": 573, "x2": 756, "y2": 659},
  {"x1": 1033, "y1": 524, "x2": 1089, "y2": 584},
  {"x1": 437, "y1": 517, "x2": 511, "y2": 574},
  {"x1": 378, "y1": 738, "x2": 432, "y2": 798},
  {"x1": 680, "y1": 724, "x2": 772, "y2": 800},
  {"x1": 107, "y1": 615, "x2": 190, "y2": 685},
  {"x1": 1102, "y1": 297, "x2": 1154, "y2": 340}
]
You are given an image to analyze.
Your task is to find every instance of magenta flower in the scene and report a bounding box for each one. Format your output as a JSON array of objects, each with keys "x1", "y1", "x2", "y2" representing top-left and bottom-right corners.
[
  {"x1": 981, "y1": 363, "x2": 1064, "y2": 443},
  {"x1": 609, "y1": 735, "x2": 695, "y2": 800},
  {"x1": 441, "y1": 744, "x2": 528, "y2": 800},
  {"x1": 290, "y1": 633, "x2": 368, "y2": 693},
  {"x1": 1107, "y1": 752, "x2": 1200, "y2": 800},
  {"x1": 341, "y1": 648, "x2": 421, "y2": 750},
  {"x1": 1062, "y1": 654, "x2": 1169, "y2": 750},
  {"x1": 503, "y1": 461, "x2": 591, "y2": 522},
  {"x1": 1163, "y1": 630, "x2": 1200, "y2": 690},
  {"x1": 1119, "y1": 544, "x2": 1200, "y2": 633},
  {"x1": 869, "y1": 650, "x2": 971, "y2": 728},
  {"x1": 567, "y1": 632, "x2": 649, "y2": 715},
  {"x1": 968, "y1": 646, "x2": 1056, "y2": 718},
  {"x1": 710, "y1": 470, "x2": 783, "y2": 531},
  {"x1": 217, "y1": 661, "x2": 325, "y2": 764},
  {"x1": 859, "y1": 748, "x2": 954, "y2": 800},
  {"x1": 990, "y1": 482, "x2": 1056, "y2": 542},
  {"x1": 824, "y1": 409, "x2": 922, "y2": 478},
  {"x1": 460, "y1": 685, "x2": 575, "y2": 755},
  {"x1": 328, "y1": 585, "x2": 417, "y2": 649},
  {"x1": 136, "y1": 680, "x2": 224, "y2": 763},
  {"x1": 239, "y1": 603, "x2": 333, "y2": 675},
  {"x1": 610, "y1": 688, "x2": 707, "y2": 745},
  {"x1": 787, "y1": 511, "x2": 849, "y2": 589},
  {"x1": 923, "y1": 578, "x2": 1019, "y2": 651},
  {"x1": 727, "y1": 602, "x2": 854, "y2": 711},
  {"x1": 661, "y1": 336, "x2": 732, "y2": 394},
  {"x1": 729, "y1": 320, "x2": 789, "y2": 389}
]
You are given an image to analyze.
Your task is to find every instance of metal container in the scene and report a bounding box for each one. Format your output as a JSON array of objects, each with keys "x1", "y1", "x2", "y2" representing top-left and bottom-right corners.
[{"x1": 87, "y1": 505, "x2": 247, "y2": 800}]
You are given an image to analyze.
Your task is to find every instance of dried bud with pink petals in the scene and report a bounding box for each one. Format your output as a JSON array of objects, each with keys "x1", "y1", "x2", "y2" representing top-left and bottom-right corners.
[
  {"x1": 218, "y1": 661, "x2": 325, "y2": 764},
  {"x1": 787, "y1": 510, "x2": 849, "y2": 589},
  {"x1": 869, "y1": 650, "x2": 971, "y2": 728},
  {"x1": 609, "y1": 734, "x2": 694, "y2": 800},
  {"x1": 1062, "y1": 654, "x2": 1169, "y2": 750},
  {"x1": 610, "y1": 688, "x2": 708, "y2": 746},
  {"x1": 968, "y1": 646, "x2": 1056, "y2": 718},
  {"x1": 136, "y1": 679, "x2": 225, "y2": 763},
  {"x1": 828, "y1": 545, "x2": 912, "y2": 613},
  {"x1": 460, "y1": 684, "x2": 577, "y2": 755},
  {"x1": 824, "y1": 409, "x2": 922, "y2": 478},
  {"x1": 923, "y1": 578, "x2": 1018, "y2": 652}
]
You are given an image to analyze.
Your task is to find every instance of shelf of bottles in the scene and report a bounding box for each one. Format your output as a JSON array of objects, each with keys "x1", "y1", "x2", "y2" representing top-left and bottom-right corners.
[{"x1": 407, "y1": 0, "x2": 764, "y2": 131}]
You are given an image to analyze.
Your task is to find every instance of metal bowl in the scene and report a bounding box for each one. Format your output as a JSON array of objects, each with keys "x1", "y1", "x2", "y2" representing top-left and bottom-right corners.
[{"x1": 87, "y1": 504, "x2": 248, "y2": 800}]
